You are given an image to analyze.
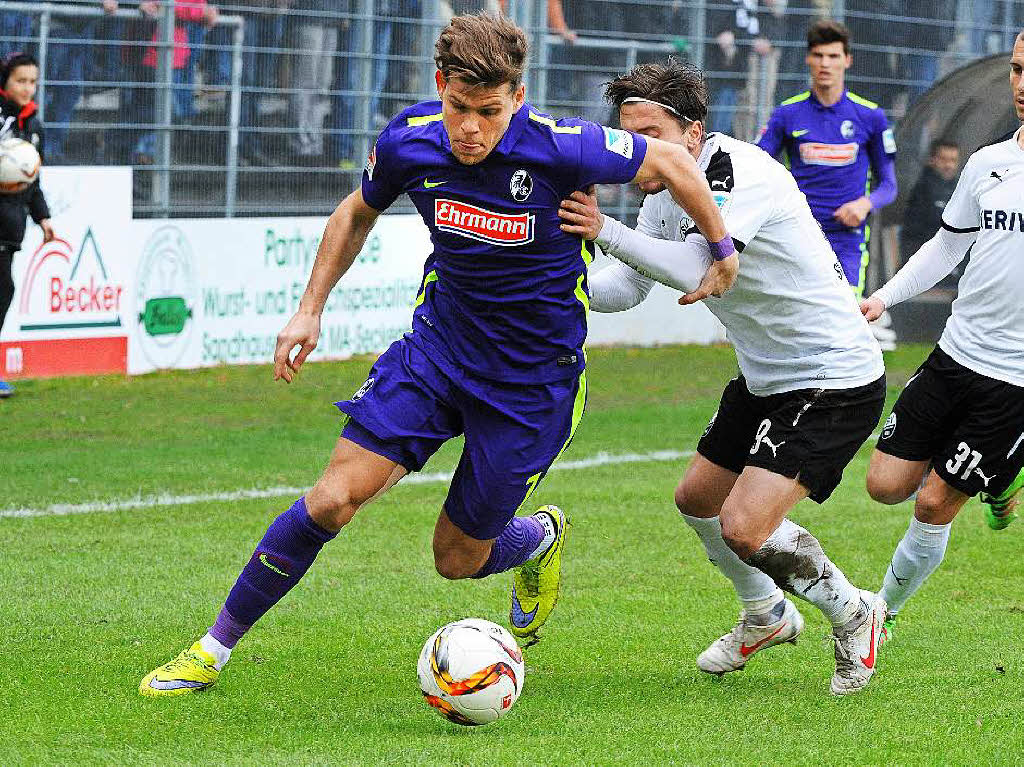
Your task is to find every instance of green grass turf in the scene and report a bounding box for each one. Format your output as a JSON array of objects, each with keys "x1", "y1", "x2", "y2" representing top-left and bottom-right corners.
[{"x1": 1, "y1": 344, "x2": 1022, "y2": 766}]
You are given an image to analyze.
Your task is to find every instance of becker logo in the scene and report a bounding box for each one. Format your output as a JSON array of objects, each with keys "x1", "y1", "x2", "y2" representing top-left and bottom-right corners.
[
  {"x1": 17, "y1": 228, "x2": 123, "y2": 332},
  {"x1": 434, "y1": 199, "x2": 535, "y2": 246},
  {"x1": 799, "y1": 142, "x2": 859, "y2": 167}
]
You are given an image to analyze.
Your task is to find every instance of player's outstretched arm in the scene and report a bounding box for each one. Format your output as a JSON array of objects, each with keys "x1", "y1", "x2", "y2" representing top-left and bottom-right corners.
[
  {"x1": 274, "y1": 189, "x2": 381, "y2": 383},
  {"x1": 634, "y1": 138, "x2": 738, "y2": 302},
  {"x1": 558, "y1": 189, "x2": 709, "y2": 299},
  {"x1": 860, "y1": 226, "x2": 975, "y2": 321}
]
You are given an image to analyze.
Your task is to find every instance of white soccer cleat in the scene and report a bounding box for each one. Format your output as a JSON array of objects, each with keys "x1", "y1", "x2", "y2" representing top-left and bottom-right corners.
[
  {"x1": 697, "y1": 598, "x2": 805, "y2": 675},
  {"x1": 830, "y1": 590, "x2": 887, "y2": 696}
]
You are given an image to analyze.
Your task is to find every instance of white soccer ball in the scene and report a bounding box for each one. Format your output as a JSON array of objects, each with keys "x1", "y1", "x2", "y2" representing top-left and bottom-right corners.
[
  {"x1": 0, "y1": 137, "x2": 41, "y2": 193},
  {"x1": 417, "y1": 618, "x2": 525, "y2": 726}
]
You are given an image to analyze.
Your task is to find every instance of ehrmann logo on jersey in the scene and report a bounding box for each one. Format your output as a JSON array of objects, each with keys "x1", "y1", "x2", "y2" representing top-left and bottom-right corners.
[
  {"x1": 799, "y1": 142, "x2": 859, "y2": 167},
  {"x1": 434, "y1": 199, "x2": 535, "y2": 246},
  {"x1": 17, "y1": 228, "x2": 124, "y2": 331}
]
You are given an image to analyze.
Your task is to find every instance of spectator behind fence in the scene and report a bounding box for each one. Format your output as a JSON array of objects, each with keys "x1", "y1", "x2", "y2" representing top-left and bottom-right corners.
[
  {"x1": 118, "y1": 0, "x2": 217, "y2": 165},
  {"x1": 900, "y1": 140, "x2": 961, "y2": 282},
  {"x1": 45, "y1": 0, "x2": 120, "y2": 163},
  {"x1": 367, "y1": 0, "x2": 422, "y2": 131},
  {"x1": 705, "y1": 1, "x2": 780, "y2": 137},
  {"x1": 0, "y1": 8, "x2": 34, "y2": 57},
  {"x1": 289, "y1": 0, "x2": 347, "y2": 162},
  {"x1": 240, "y1": 0, "x2": 290, "y2": 167},
  {"x1": 903, "y1": 1, "x2": 956, "y2": 105}
]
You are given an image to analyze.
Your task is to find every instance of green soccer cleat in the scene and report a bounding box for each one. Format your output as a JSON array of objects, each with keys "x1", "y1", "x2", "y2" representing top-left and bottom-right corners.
[
  {"x1": 139, "y1": 641, "x2": 221, "y2": 696},
  {"x1": 509, "y1": 505, "x2": 568, "y2": 643},
  {"x1": 981, "y1": 468, "x2": 1024, "y2": 531}
]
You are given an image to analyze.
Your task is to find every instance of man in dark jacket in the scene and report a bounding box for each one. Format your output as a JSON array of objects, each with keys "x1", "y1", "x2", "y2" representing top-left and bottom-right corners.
[
  {"x1": 900, "y1": 139, "x2": 961, "y2": 283},
  {"x1": 1, "y1": 52, "x2": 54, "y2": 398}
]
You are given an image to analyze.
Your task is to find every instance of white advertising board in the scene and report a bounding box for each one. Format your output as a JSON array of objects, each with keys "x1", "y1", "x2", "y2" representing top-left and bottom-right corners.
[
  {"x1": 127, "y1": 215, "x2": 430, "y2": 374},
  {"x1": 1, "y1": 167, "x2": 134, "y2": 378}
]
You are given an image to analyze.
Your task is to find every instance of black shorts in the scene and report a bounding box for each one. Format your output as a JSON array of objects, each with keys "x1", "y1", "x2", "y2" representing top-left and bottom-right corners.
[
  {"x1": 698, "y1": 374, "x2": 886, "y2": 503},
  {"x1": 875, "y1": 346, "x2": 1024, "y2": 497}
]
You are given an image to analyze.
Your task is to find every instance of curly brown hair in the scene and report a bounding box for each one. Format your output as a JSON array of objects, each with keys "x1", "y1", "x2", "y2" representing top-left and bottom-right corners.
[
  {"x1": 604, "y1": 58, "x2": 708, "y2": 126},
  {"x1": 434, "y1": 13, "x2": 528, "y2": 90}
]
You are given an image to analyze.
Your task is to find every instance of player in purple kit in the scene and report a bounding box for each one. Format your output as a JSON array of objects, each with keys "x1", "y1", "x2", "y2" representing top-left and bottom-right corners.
[
  {"x1": 140, "y1": 12, "x2": 738, "y2": 696},
  {"x1": 757, "y1": 20, "x2": 897, "y2": 304}
]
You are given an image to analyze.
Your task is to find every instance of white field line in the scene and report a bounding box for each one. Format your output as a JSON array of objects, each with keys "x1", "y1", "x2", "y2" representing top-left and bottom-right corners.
[{"x1": 0, "y1": 449, "x2": 694, "y2": 519}]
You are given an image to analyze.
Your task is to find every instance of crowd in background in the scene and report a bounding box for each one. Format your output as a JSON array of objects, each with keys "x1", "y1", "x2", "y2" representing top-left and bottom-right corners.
[{"x1": 1, "y1": 1, "x2": 1021, "y2": 168}]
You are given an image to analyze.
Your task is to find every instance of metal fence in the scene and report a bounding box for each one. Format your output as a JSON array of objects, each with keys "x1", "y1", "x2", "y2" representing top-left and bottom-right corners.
[{"x1": 1, "y1": 0, "x2": 1022, "y2": 218}]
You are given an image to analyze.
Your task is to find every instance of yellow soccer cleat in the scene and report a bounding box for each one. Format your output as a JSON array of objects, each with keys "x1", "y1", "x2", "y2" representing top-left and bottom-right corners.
[
  {"x1": 509, "y1": 505, "x2": 568, "y2": 642},
  {"x1": 139, "y1": 641, "x2": 220, "y2": 696}
]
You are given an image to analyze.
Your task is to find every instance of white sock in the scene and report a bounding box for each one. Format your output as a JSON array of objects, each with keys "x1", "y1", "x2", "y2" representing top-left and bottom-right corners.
[
  {"x1": 747, "y1": 518, "x2": 862, "y2": 627},
  {"x1": 199, "y1": 633, "x2": 232, "y2": 670},
  {"x1": 528, "y1": 512, "x2": 557, "y2": 559},
  {"x1": 682, "y1": 514, "x2": 783, "y2": 615},
  {"x1": 879, "y1": 516, "x2": 951, "y2": 616}
]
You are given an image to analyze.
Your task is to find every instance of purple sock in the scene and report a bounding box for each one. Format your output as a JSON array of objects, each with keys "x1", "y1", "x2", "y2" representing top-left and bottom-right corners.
[
  {"x1": 209, "y1": 497, "x2": 336, "y2": 648},
  {"x1": 473, "y1": 515, "x2": 546, "y2": 578}
]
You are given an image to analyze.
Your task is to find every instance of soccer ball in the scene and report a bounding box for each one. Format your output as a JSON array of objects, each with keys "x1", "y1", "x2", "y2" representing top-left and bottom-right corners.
[
  {"x1": 0, "y1": 137, "x2": 41, "y2": 193},
  {"x1": 417, "y1": 618, "x2": 525, "y2": 726}
]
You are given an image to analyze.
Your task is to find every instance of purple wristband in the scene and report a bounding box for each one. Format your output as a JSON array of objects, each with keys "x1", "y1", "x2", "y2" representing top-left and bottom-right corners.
[{"x1": 708, "y1": 236, "x2": 736, "y2": 262}]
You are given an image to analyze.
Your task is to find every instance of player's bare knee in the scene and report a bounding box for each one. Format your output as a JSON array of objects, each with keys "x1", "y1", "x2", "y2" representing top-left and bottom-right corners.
[
  {"x1": 305, "y1": 481, "x2": 361, "y2": 531},
  {"x1": 433, "y1": 550, "x2": 480, "y2": 580},
  {"x1": 865, "y1": 471, "x2": 916, "y2": 505},
  {"x1": 719, "y1": 514, "x2": 758, "y2": 560},
  {"x1": 913, "y1": 485, "x2": 960, "y2": 525}
]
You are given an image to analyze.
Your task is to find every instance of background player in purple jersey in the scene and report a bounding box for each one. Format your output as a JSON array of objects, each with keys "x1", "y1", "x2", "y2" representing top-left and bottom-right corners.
[
  {"x1": 757, "y1": 20, "x2": 897, "y2": 302},
  {"x1": 139, "y1": 12, "x2": 738, "y2": 696}
]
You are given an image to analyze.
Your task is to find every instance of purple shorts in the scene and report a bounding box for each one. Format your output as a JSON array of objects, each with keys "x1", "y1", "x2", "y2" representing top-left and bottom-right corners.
[
  {"x1": 825, "y1": 226, "x2": 869, "y2": 291},
  {"x1": 336, "y1": 336, "x2": 586, "y2": 540}
]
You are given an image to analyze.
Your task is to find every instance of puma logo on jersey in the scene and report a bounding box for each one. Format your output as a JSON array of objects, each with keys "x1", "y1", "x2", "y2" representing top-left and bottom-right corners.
[
  {"x1": 750, "y1": 419, "x2": 786, "y2": 457},
  {"x1": 974, "y1": 468, "x2": 994, "y2": 488},
  {"x1": 711, "y1": 177, "x2": 731, "y2": 189}
]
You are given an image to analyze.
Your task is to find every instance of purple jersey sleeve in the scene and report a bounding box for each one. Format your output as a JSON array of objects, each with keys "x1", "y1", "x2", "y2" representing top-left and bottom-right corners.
[
  {"x1": 576, "y1": 122, "x2": 647, "y2": 189},
  {"x1": 866, "y1": 109, "x2": 898, "y2": 210},
  {"x1": 756, "y1": 108, "x2": 786, "y2": 159},
  {"x1": 361, "y1": 123, "x2": 403, "y2": 212}
]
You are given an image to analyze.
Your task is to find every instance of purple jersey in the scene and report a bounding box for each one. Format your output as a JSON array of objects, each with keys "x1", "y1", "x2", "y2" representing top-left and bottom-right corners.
[
  {"x1": 756, "y1": 90, "x2": 897, "y2": 234},
  {"x1": 362, "y1": 101, "x2": 646, "y2": 383}
]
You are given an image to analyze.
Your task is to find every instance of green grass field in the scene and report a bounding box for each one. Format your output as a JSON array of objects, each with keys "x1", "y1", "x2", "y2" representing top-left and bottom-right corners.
[{"x1": 2, "y1": 344, "x2": 1022, "y2": 766}]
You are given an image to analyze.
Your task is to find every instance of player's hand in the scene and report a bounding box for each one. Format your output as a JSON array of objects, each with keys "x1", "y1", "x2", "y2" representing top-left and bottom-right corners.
[
  {"x1": 39, "y1": 219, "x2": 55, "y2": 243},
  {"x1": 679, "y1": 252, "x2": 739, "y2": 305},
  {"x1": 833, "y1": 196, "x2": 872, "y2": 228},
  {"x1": 860, "y1": 295, "x2": 885, "y2": 322},
  {"x1": 274, "y1": 311, "x2": 320, "y2": 383},
  {"x1": 558, "y1": 188, "x2": 602, "y2": 240}
]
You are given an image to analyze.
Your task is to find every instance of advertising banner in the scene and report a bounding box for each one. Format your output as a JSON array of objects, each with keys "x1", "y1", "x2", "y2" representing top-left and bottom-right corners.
[
  {"x1": 127, "y1": 216, "x2": 431, "y2": 374},
  {"x1": 1, "y1": 167, "x2": 133, "y2": 378}
]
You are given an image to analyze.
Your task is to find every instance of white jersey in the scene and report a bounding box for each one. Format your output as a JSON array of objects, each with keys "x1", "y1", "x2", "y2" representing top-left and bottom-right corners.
[
  {"x1": 936, "y1": 127, "x2": 1024, "y2": 386},
  {"x1": 637, "y1": 132, "x2": 883, "y2": 395}
]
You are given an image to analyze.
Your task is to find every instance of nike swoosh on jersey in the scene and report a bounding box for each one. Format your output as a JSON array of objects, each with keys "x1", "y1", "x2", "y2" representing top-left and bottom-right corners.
[
  {"x1": 791, "y1": 129, "x2": 810, "y2": 137},
  {"x1": 423, "y1": 179, "x2": 447, "y2": 188},
  {"x1": 510, "y1": 587, "x2": 539, "y2": 628}
]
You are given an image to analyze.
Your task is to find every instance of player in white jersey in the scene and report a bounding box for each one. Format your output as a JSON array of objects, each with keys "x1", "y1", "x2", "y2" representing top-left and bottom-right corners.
[
  {"x1": 557, "y1": 60, "x2": 887, "y2": 695},
  {"x1": 860, "y1": 32, "x2": 1024, "y2": 639}
]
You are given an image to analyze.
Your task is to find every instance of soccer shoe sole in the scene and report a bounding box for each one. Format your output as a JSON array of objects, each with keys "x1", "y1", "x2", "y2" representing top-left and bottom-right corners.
[
  {"x1": 697, "y1": 600, "x2": 805, "y2": 676},
  {"x1": 509, "y1": 506, "x2": 568, "y2": 642},
  {"x1": 830, "y1": 591, "x2": 887, "y2": 697}
]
